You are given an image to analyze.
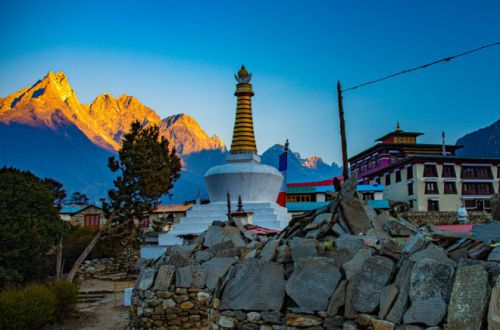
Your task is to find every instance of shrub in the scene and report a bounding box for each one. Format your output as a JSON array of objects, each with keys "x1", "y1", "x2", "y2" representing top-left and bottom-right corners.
[
  {"x1": 0, "y1": 283, "x2": 56, "y2": 329},
  {"x1": 49, "y1": 281, "x2": 79, "y2": 321},
  {"x1": 0, "y1": 281, "x2": 78, "y2": 329}
]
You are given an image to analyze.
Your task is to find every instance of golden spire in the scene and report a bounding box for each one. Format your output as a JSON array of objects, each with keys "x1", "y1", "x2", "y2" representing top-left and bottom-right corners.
[
  {"x1": 396, "y1": 121, "x2": 401, "y2": 131},
  {"x1": 230, "y1": 65, "x2": 257, "y2": 154}
]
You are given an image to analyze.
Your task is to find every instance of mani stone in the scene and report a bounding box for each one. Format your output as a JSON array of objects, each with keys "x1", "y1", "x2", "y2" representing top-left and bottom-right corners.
[
  {"x1": 152, "y1": 265, "x2": 175, "y2": 291},
  {"x1": 340, "y1": 197, "x2": 372, "y2": 234},
  {"x1": 335, "y1": 234, "x2": 371, "y2": 254},
  {"x1": 379, "y1": 284, "x2": 399, "y2": 319},
  {"x1": 176, "y1": 266, "x2": 193, "y2": 287},
  {"x1": 447, "y1": 265, "x2": 490, "y2": 330},
  {"x1": 220, "y1": 259, "x2": 285, "y2": 311},
  {"x1": 403, "y1": 296, "x2": 447, "y2": 326},
  {"x1": 136, "y1": 267, "x2": 156, "y2": 291},
  {"x1": 203, "y1": 257, "x2": 238, "y2": 291},
  {"x1": 259, "y1": 238, "x2": 280, "y2": 261},
  {"x1": 327, "y1": 280, "x2": 347, "y2": 316},
  {"x1": 203, "y1": 225, "x2": 245, "y2": 248},
  {"x1": 409, "y1": 258, "x2": 454, "y2": 302},
  {"x1": 192, "y1": 265, "x2": 207, "y2": 288},
  {"x1": 343, "y1": 248, "x2": 373, "y2": 280},
  {"x1": 409, "y1": 243, "x2": 456, "y2": 268},
  {"x1": 286, "y1": 257, "x2": 342, "y2": 311},
  {"x1": 289, "y1": 237, "x2": 318, "y2": 261},
  {"x1": 351, "y1": 256, "x2": 394, "y2": 313}
]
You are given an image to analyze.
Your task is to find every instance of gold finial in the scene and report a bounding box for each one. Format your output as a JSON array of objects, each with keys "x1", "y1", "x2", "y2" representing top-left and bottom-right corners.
[
  {"x1": 396, "y1": 121, "x2": 401, "y2": 131},
  {"x1": 235, "y1": 64, "x2": 252, "y2": 83}
]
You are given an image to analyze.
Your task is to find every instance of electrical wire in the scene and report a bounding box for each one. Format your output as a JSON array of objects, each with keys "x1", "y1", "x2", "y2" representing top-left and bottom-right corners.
[{"x1": 343, "y1": 41, "x2": 500, "y2": 92}]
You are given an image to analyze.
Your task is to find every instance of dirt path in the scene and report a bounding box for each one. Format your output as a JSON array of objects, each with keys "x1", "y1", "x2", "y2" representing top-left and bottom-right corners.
[{"x1": 49, "y1": 279, "x2": 132, "y2": 330}]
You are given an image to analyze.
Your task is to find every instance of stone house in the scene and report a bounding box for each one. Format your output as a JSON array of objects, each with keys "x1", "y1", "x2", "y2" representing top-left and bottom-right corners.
[{"x1": 59, "y1": 205, "x2": 107, "y2": 228}]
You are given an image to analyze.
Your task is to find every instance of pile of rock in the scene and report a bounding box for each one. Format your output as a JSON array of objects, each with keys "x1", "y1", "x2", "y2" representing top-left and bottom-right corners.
[
  {"x1": 78, "y1": 258, "x2": 121, "y2": 279},
  {"x1": 130, "y1": 177, "x2": 499, "y2": 330},
  {"x1": 207, "y1": 177, "x2": 499, "y2": 330},
  {"x1": 129, "y1": 224, "x2": 275, "y2": 329}
]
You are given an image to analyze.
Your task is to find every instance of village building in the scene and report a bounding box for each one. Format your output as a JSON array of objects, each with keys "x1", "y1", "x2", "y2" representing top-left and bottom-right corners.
[
  {"x1": 146, "y1": 204, "x2": 193, "y2": 231},
  {"x1": 285, "y1": 179, "x2": 387, "y2": 213},
  {"x1": 350, "y1": 124, "x2": 500, "y2": 212},
  {"x1": 59, "y1": 204, "x2": 106, "y2": 228}
]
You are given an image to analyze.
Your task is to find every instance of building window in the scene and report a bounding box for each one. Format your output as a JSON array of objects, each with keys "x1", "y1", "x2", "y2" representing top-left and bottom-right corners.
[
  {"x1": 376, "y1": 177, "x2": 381, "y2": 184},
  {"x1": 84, "y1": 214, "x2": 101, "y2": 227},
  {"x1": 287, "y1": 194, "x2": 312, "y2": 202},
  {"x1": 461, "y1": 166, "x2": 493, "y2": 179},
  {"x1": 427, "y1": 200, "x2": 440, "y2": 211},
  {"x1": 462, "y1": 182, "x2": 494, "y2": 195},
  {"x1": 406, "y1": 166, "x2": 413, "y2": 180},
  {"x1": 444, "y1": 182, "x2": 457, "y2": 194},
  {"x1": 395, "y1": 171, "x2": 401, "y2": 182},
  {"x1": 425, "y1": 182, "x2": 439, "y2": 194},
  {"x1": 385, "y1": 174, "x2": 391, "y2": 186},
  {"x1": 407, "y1": 182, "x2": 414, "y2": 196},
  {"x1": 423, "y1": 164, "x2": 438, "y2": 177},
  {"x1": 442, "y1": 165, "x2": 456, "y2": 178}
]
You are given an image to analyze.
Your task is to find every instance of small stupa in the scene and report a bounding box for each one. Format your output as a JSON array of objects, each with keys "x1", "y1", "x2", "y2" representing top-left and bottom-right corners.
[{"x1": 158, "y1": 65, "x2": 291, "y2": 247}]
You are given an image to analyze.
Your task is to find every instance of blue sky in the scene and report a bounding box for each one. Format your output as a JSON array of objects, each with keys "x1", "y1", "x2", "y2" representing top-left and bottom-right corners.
[{"x1": 1, "y1": 0, "x2": 499, "y2": 164}]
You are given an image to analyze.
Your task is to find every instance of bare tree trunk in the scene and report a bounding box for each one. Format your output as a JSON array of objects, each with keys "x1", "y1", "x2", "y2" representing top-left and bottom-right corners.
[
  {"x1": 66, "y1": 231, "x2": 102, "y2": 282},
  {"x1": 55, "y1": 235, "x2": 63, "y2": 281},
  {"x1": 337, "y1": 81, "x2": 349, "y2": 181}
]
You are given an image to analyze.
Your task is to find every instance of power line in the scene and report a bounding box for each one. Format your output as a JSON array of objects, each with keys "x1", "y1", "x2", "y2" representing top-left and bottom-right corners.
[{"x1": 343, "y1": 41, "x2": 500, "y2": 92}]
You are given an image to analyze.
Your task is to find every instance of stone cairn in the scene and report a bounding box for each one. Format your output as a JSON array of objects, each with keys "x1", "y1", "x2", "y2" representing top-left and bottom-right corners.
[{"x1": 131, "y1": 177, "x2": 500, "y2": 330}]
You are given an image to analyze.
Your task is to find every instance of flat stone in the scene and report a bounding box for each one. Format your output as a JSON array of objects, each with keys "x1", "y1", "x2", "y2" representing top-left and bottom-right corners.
[
  {"x1": 409, "y1": 243, "x2": 456, "y2": 268},
  {"x1": 247, "y1": 312, "x2": 261, "y2": 323},
  {"x1": 176, "y1": 266, "x2": 193, "y2": 287},
  {"x1": 371, "y1": 319, "x2": 396, "y2": 330},
  {"x1": 324, "y1": 316, "x2": 345, "y2": 329},
  {"x1": 289, "y1": 237, "x2": 318, "y2": 261},
  {"x1": 403, "y1": 296, "x2": 447, "y2": 326},
  {"x1": 447, "y1": 265, "x2": 490, "y2": 330},
  {"x1": 136, "y1": 267, "x2": 156, "y2": 291},
  {"x1": 261, "y1": 311, "x2": 282, "y2": 324},
  {"x1": 153, "y1": 265, "x2": 176, "y2": 291},
  {"x1": 448, "y1": 248, "x2": 468, "y2": 262},
  {"x1": 220, "y1": 259, "x2": 285, "y2": 311},
  {"x1": 284, "y1": 313, "x2": 322, "y2": 327},
  {"x1": 326, "y1": 248, "x2": 355, "y2": 267},
  {"x1": 180, "y1": 301, "x2": 194, "y2": 310},
  {"x1": 488, "y1": 277, "x2": 500, "y2": 330},
  {"x1": 206, "y1": 240, "x2": 235, "y2": 255},
  {"x1": 344, "y1": 275, "x2": 358, "y2": 319},
  {"x1": 286, "y1": 257, "x2": 341, "y2": 311},
  {"x1": 388, "y1": 218, "x2": 416, "y2": 237},
  {"x1": 327, "y1": 280, "x2": 347, "y2": 316},
  {"x1": 343, "y1": 249, "x2": 373, "y2": 280},
  {"x1": 203, "y1": 226, "x2": 245, "y2": 248},
  {"x1": 276, "y1": 244, "x2": 292, "y2": 263},
  {"x1": 488, "y1": 246, "x2": 500, "y2": 262},
  {"x1": 260, "y1": 238, "x2": 279, "y2": 261},
  {"x1": 313, "y1": 212, "x2": 333, "y2": 224},
  {"x1": 409, "y1": 259, "x2": 454, "y2": 302},
  {"x1": 218, "y1": 315, "x2": 236, "y2": 328},
  {"x1": 352, "y1": 256, "x2": 394, "y2": 313},
  {"x1": 191, "y1": 265, "x2": 206, "y2": 288},
  {"x1": 340, "y1": 197, "x2": 372, "y2": 234},
  {"x1": 364, "y1": 205, "x2": 378, "y2": 222},
  {"x1": 335, "y1": 234, "x2": 372, "y2": 254},
  {"x1": 202, "y1": 257, "x2": 238, "y2": 291},
  {"x1": 379, "y1": 283, "x2": 399, "y2": 319},
  {"x1": 386, "y1": 291, "x2": 409, "y2": 324},
  {"x1": 402, "y1": 233, "x2": 428, "y2": 255},
  {"x1": 162, "y1": 298, "x2": 176, "y2": 308},
  {"x1": 197, "y1": 291, "x2": 210, "y2": 302},
  {"x1": 333, "y1": 223, "x2": 348, "y2": 236},
  {"x1": 343, "y1": 320, "x2": 359, "y2": 330},
  {"x1": 194, "y1": 250, "x2": 214, "y2": 263},
  {"x1": 395, "y1": 259, "x2": 414, "y2": 293}
]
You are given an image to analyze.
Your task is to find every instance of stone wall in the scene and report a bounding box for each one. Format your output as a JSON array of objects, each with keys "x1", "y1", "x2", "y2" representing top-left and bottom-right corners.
[
  {"x1": 77, "y1": 244, "x2": 139, "y2": 280},
  {"x1": 402, "y1": 211, "x2": 491, "y2": 225},
  {"x1": 129, "y1": 287, "x2": 210, "y2": 329}
]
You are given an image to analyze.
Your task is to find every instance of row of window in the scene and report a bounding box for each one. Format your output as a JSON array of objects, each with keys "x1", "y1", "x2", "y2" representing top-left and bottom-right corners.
[
  {"x1": 425, "y1": 199, "x2": 491, "y2": 212},
  {"x1": 406, "y1": 181, "x2": 496, "y2": 196},
  {"x1": 378, "y1": 165, "x2": 498, "y2": 186}
]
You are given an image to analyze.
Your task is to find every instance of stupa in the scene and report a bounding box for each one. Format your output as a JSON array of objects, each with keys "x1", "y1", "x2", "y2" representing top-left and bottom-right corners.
[{"x1": 158, "y1": 65, "x2": 291, "y2": 246}]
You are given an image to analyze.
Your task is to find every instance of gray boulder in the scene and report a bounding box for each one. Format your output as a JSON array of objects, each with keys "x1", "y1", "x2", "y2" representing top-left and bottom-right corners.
[
  {"x1": 447, "y1": 265, "x2": 490, "y2": 330},
  {"x1": 289, "y1": 237, "x2": 318, "y2": 261},
  {"x1": 152, "y1": 265, "x2": 175, "y2": 291},
  {"x1": 409, "y1": 243, "x2": 456, "y2": 268},
  {"x1": 409, "y1": 258, "x2": 454, "y2": 302},
  {"x1": 351, "y1": 256, "x2": 394, "y2": 313},
  {"x1": 203, "y1": 257, "x2": 238, "y2": 291},
  {"x1": 286, "y1": 257, "x2": 341, "y2": 311},
  {"x1": 403, "y1": 296, "x2": 447, "y2": 326}
]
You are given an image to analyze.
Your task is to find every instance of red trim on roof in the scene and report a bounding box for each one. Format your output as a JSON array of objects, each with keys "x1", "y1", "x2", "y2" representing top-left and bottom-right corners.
[{"x1": 287, "y1": 176, "x2": 343, "y2": 188}]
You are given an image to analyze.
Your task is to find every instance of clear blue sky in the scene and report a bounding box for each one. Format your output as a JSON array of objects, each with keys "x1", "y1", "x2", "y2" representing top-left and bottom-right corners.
[{"x1": 1, "y1": 0, "x2": 499, "y2": 164}]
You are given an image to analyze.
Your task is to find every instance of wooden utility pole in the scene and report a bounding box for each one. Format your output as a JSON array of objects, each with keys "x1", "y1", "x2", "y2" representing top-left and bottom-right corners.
[
  {"x1": 55, "y1": 235, "x2": 63, "y2": 280},
  {"x1": 337, "y1": 81, "x2": 349, "y2": 180}
]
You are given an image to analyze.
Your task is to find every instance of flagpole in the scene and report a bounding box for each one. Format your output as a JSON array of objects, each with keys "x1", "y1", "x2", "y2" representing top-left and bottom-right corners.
[{"x1": 337, "y1": 81, "x2": 349, "y2": 181}]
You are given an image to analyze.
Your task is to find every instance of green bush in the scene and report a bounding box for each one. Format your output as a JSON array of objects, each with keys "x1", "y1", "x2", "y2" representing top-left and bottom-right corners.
[
  {"x1": 49, "y1": 281, "x2": 79, "y2": 321},
  {"x1": 0, "y1": 281, "x2": 78, "y2": 329}
]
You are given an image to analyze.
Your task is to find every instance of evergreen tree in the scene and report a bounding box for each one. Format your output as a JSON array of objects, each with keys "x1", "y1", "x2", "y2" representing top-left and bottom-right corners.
[
  {"x1": 0, "y1": 168, "x2": 64, "y2": 287},
  {"x1": 106, "y1": 120, "x2": 181, "y2": 224},
  {"x1": 66, "y1": 192, "x2": 90, "y2": 206}
]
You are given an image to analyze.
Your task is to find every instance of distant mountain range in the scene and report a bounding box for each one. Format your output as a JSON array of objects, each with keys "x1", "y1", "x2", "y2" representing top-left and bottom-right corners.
[
  {"x1": 456, "y1": 119, "x2": 500, "y2": 158},
  {"x1": 0, "y1": 71, "x2": 341, "y2": 203}
]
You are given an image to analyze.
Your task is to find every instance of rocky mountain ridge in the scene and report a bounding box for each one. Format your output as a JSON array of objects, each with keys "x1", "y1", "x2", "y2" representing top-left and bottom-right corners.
[{"x1": 456, "y1": 119, "x2": 500, "y2": 157}]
